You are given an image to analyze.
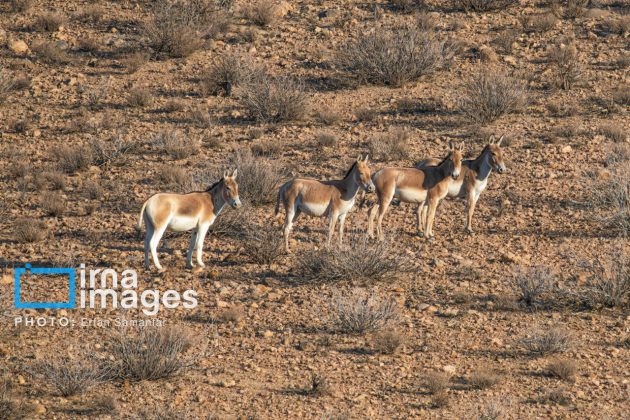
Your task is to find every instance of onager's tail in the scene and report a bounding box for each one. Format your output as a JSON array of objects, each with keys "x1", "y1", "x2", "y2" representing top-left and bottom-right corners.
[
  {"x1": 274, "y1": 186, "x2": 283, "y2": 218},
  {"x1": 138, "y1": 200, "x2": 148, "y2": 230}
]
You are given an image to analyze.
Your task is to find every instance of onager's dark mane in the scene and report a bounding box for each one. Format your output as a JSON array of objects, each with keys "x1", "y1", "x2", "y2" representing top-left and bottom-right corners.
[
  {"x1": 205, "y1": 178, "x2": 223, "y2": 192},
  {"x1": 437, "y1": 151, "x2": 453, "y2": 167},
  {"x1": 343, "y1": 162, "x2": 357, "y2": 178}
]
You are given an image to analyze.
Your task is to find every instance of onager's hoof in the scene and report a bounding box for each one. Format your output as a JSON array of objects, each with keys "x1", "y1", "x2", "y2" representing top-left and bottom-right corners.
[
  {"x1": 157, "y1": 267, "x2": 166, "y2": 274},
  {"x1": 417, "y1": 231, "x2": 425, "y2": 237},
  {"x1": 426, "y1": 236, "x2": 435, "y2": 243},
  {"x1": 193, "y1": 266, "x2": 204, "y2": 274},
  {"x1": 465, "y1": 228, "x2": 475, "y2": 235}
]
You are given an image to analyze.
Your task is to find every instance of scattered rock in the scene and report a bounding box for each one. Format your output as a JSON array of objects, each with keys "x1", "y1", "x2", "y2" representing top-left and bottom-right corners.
[{"x1": 8, "y1": 39, "x2": 29, "y2": 55}]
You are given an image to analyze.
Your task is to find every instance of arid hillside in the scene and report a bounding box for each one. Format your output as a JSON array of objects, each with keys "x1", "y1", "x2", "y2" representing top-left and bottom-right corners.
[{"x1": 0, "y1": 0, "x2": 628, "y2": 418}]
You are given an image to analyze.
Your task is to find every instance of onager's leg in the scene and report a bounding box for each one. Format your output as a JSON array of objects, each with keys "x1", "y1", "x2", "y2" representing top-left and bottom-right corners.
[
  {"x1": 186, "y1": 229, "x2": 198, "y2": 268},
  {"x1": 143, "y1": 223, "x2": 153, "y2": 270},
  {"x1": 367, "y1": 204, "x2": 378, "y2": 239},
  {"x1": 326, "y1": 211, "x2": 339, "y2": 248},
  {"x1": 415, "y1": 202, "x2": 426, "y2": 236},
  {"x1": 338, "y1": 213, "x2": 347, "y2": 246},
  {"x1": 283, "y1": 200, "x2": 297, "y2": 253},
  {"x1": 464, "y1": 193, "x2": 478, "y2": 234},
  {"x1": 150, "y1": 224, "x2": 167, "y2": 272},
  {"x1": 376, "y1": 193, "x2": 394, "y2": 241},
  {"x1": 195, "y1": 224, "x2": 211, "y2": 267},
  {"x1": 424, "y1": 199, "x2": 439, "y2": 240}
]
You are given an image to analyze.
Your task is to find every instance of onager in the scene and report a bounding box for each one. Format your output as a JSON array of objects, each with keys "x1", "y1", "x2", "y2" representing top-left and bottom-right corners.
[
  {"x1": 138, "y1": 170, "x2": 241, "y2": 272},
  {"x1": 416, "y1": 135, "x2": 506, "y2": 234},
  {"x1": 275, "y1": 155, "x2": 375, "y2": 253},
  {"x1": 367, "y1": 143, "x2": 464, "y2": 240}
]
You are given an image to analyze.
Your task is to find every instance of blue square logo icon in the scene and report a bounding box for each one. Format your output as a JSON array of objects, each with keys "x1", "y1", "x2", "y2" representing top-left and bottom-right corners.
[{"x1": 14, "y1": 264, "x2": 76, "y2": 309}]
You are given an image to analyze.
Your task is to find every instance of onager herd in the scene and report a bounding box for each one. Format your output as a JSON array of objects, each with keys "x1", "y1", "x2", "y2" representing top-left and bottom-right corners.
[{"x1": 139, "y1": 138, "x2": 506, "y2": 271}]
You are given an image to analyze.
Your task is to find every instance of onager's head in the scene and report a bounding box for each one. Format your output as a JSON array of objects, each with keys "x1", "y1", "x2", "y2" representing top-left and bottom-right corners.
[
  {"x1": 488, "y1": 135, "x2": 506, "y2": 174},
  {"x1": 448, "y1": 142, "x2": 464, "y2": 180},
  {"x1": 354, "y1": 155, "x2": 375, "y2": 192},
  {"x1": 222, "y1": 169, "x2": 241, "y2": 209}
]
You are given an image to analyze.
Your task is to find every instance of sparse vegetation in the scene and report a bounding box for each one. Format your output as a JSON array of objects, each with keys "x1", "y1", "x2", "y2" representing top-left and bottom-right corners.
[
  {"x1": 315, "y1": 107, "x2": 342, "y2": 126},
  {"x1": 316, "y1": 131, "x2": 337, "y2": 148},
  {"x1": 238, "y1": 72, "x2": 308, "y2": 122},
  {"x1": 157, "y1": 165, "x2": 190, "y2": 189},
  {"x1": 583, "y1": 251, "x2": 630, "y2": 308},
  {"x1": 34, "y1": 11, "x2": 66, "y2": 32},
  {"x1": 458, "y1": 69, "x2": 527, "y2": 123},
  {"x1": 548, "y1": 42, "x2": 582, "y2": 90},
  {"x1": 201, "y1": 52, "x2": 258, "y2": 96},
  {"x1": 458, "y1": 0, "x2": 518, "y2": 12},
  {"x1": 547, "y1": 358, "x2": 577, "y2": 382},
  {"x1": 242, "y1": 223, "x2": 284, "y2": 264},
  {"x1": 10, "y1": 0, "x2": 33, "y2": 13},
  {"x1": 522, "y1": 326, "x2": 572, "y2": 355},
  {"x1": 91, "y1": 134, "x2": 137, "y2": 167},
  {"x1": 122, "y1": 52, "x2": 148, "y2": 74},
  {"x1": 325, "y1": 289, "x2": 399, "y2": 334},
  {"x1": 128, "y1": 87, "x2": 153, "y2": 108},
  {"x1": 299, "y1": 238, "x2": 408, "y2": 282},
  {"x1": 599, "y1": 123, "x2": 626, "y2": 143},
  {"x1": 336, "y1": 24, "x2": 454, "y2": 87},
  {"x1": 14, "y1": 218, "x2": 48, "y2": 243},
  {"x1": 305, "y1": 374, "x2": 332, "y2": 396},
  {"x1": 0, "y1": 70, "x2": 16, "y2": 104},
  {"x1": 372, "y1": 329, "x2": 405, "y2": 354},
  {"x1": 32, "y1": 41, "x2": 71, "y2": 64},
  {"x1": 468, "y1": 368, "x2": 501, "y2": 389},
  {"x1": 244, "y1": 1, "x2": 278, "y2": 27},
  {"x1": 53, "y1": 145, "x2": 94, "y2": 173},
  {"x1": 369, "y1": 128, "x2": 411, "y2": 161},
  {"x1": 155, "y1": 129, "x2": 198, "y2": 160},
  {"x1": 231, "y1": 149, "x2": 283, "y2": 204},
  {"x1": 514, "y1": 265, "x2": 554, "y2": 308},
  {"x1": 40, "y1": 191, "x2": 66, "y2": 217},
  {"x1": 36, "y1": 357, "x2": 105, "y2": 397},
  {"x1": 521, "y1": 13, "x2": 558, "y2": 33},
  {"x1": 424, "y1": 371, "x2": 450, "y2": 395},
  {"x1": 541, "y1": 386, "x2": 571, "y2": 406},
  {"x1": 109, "y1": 327, "x2": 195, "y2": 381},
  {"x1": 591, "y1": 165, "x2": 629, "y2": 234}
]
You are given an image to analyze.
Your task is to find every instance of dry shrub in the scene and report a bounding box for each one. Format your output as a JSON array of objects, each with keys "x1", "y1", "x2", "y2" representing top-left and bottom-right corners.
[
  {"x1": 54, "y1": 145, "x2": 94, "y2": 173},
  {"x1": 76, "y1": 5, "x2": 104, "y2": 23},
  {"x1": 521, "y1": 13, "x2": 558, "y2": 33},
  {"x1": 10, "y1": 0, "x2": 33, "y2": 13},
  {"x1": 326, "y1": 289, "x2": 399, "y2": 334},
  {"x1": 372, "y1": 329, "x2": 405, "y2": 354},
  {"x1": 157, "y1": 165, "x2": 190, "y2": 189},
  {"x1": 425, "y1": 371, "x2": 450, "y2": 394},
  {"x1": 14, "y1": 218, "x2": 48, "y2": 243},
  {"x1": 305, "y1": 374, "x2": 332, "y2": 396},
  {"x1": 243, "y1": 1, "x2": 278, "y2": 26},
  {"x1": 369, "y1": 128, "x2": 411, "y2": 161},
  {"x1": 219, "y1": 306, "x2": 245, "y2": 323},
  {"x1": 468, "y1": 368, "x2": 501, "y2": 389},
  {"x1": 0, "y1": 70, "x2": 16, "y2": 104},
  {"x1": 458, "y1": 69, "x2": 527, "y2": 123},
  {"x1": 128, "y1": 87, "x2": 153, "y2": 108},
  {"x1": 144, "y1": 0, "x2": 228, "y2": 58},
  {"x1": 476, "y1": 399, "x2": 510, "y2": 420},
  {"x1": 492, "y1": 29, "x2": 518, "y2": 54},
  {"x1": 164, "y1": 99, "x2": 186, "y2": 113},
  {"x1": 35, "y1": 11, "x2": 66, "y2": 31},
  {"x1": 209, "y1": 205, "x2": 251, "y2": 238},
  {"x1": 201, "y1": 52, "x2": 258, "y2": 96},
  {"x1": 431, "y1": 392, "x2": 449, "y2": 408},
  {"x1": 299, "y1": 238, "x2": 408, "y2": 282},
  {"x1": 457, "y1": 0, "x2": 518, "y2": 12},
  {"x1": 514, "y1": 265, "x2": 554, "y2": 307},
  {"x1": 591, "y1": 166, "x2": 629, "y2": 234},
  {"x1": 91, "y1": 134, "x2": 137, "y2": 167},
  {"x1": 614, "y1": 54, "x2": 630, "y2": 70},
  {"x1": 238, "y1": 72, "x2": 308, "y2": 122},
  {"x1": 35, "y1": 171, "x2": 66, "y2": 191},
  {"x1": 541, "y1": 386, "x2": 571, "y2": 406},
  {"x1": 602, "y1": 15, "x2": 630, "y2": 35},
  {"x1": 83, "y1": 78, "x2": 111, "y2": 109},
  {"x1": 548, "y1": 42, "x2": 582, "y2": 90},
  {"x1": 155, "y1": 129, "x2": 198, "y2": 160},
  {"x1": 134, "y1": 404, "x2": 191, "y2": 420},
  {"x1": 251, "y1": 141, "x2": 281, "y2": 156},
  {"x1": 32, "y1": 41, "x2": 71, "y2": 64},
  {"x1": 583, "y1": 251, "x2": 630, "y2": 308},
  {"x1": 316, "y1": 131, "x2": 337, "y2": 148},
  {"x1": 242, "y1": 223, "x2": 284, "y2": 264},
  {"x1": 8, "y1": 162, "x2": 30, "y2": 179},
  {"x1": 354, "y1": 107, "x2": 377, "y2": 122},
  {"x1": 612, "y1": 86, "x2": 630, "y2": 106},
  {"x1": 521, "y1": 326, "x2": 572, "y2": 355},
  {"x1": 190, "y1": 106, "x2": 213, "y2": 128},
  {"x1": 0, "y1": 380, "x2": 30, "y2": 420},
  {"x1": 230, "y1": 149, "x2": 283, "y2": 204},
  {"x1": 565, "y1": 0, "x2": 589, "y2": 19},
  {"x1": 84, "y1": 181, "x2": 103, "y2": 199},
  {"x1": 109, "y1": 326, "x2": 194, "y2": 381},
  {"x1": 547, "y1": 358, "x2": 577, "y2": 382},
  {"x1": 77, "y1": 36, "x2": 100, "y2": 53},
  {"x1": 599, "y1": 122, "x2": 626, "y2": 143},
  {"x1": 390, "y1": 0, "x2": 426, "y2": 13},
  {"x1": 36, "y1": 356, "x2": 106, "y2": 397},
  {"x1": 122, "y1": 52, "x2": 148, "y2": 74},
  {"x1": 546, "y1": 99, "x2": 579, "y2": 117},
  {"x1": 92, "y1": 394, "x2": 118, "y2": 415},
  {"x1": 40, "y1": 191, "x2": 66, "y2": 217},
  {"x1": 336, "y1": 24, "x2": 454, "y2": 87},
  {"x1": 315, "y1": 106, "x2": 342, "y2": 126}
]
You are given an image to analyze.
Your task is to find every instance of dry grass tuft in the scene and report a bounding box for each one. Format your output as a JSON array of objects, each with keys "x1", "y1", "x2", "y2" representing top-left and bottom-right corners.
[
  {"x1": 0, "y1": 70, "x2": 17, "y2": 104},
  {"x1": 583, "y1": 251, "x2": 630, "y2": 309},
  {"x1": 326, "y1": 289, "x2": 399, "y2": 334},
  {"x1": 602, "y1": 15, "x2": 630, "y2": 36},
  {"x1": 336, "y1": 24, "x2": 454, "y2": 87},
  {"x1": 121, "y1": 52, "x2": 149, "y2": 74},
  {"x1": 514, "y1": 265, "x2": 554, "y2": 308},
  {"x1": 476, "y1": 399, "x2": 510, "y2": 419},
  {"x1": 521, "y1": 13, "x2": 558, "y2": 33},
  {"x1": 305, "y1": 374, "x2": 332, "y2": 396},
  {"x1": 201, "y1": 52, "x2": 258, "y2": 96},
  {"x1": 468, "y1": 368, "x2": 501, "y2": 389},
  {"x1": 369, "y1": 128, "x2": 411, "y2": 161},
  {"x1": 157, "y1": 165, "x2": 190, "y2": 189},
  {"x1": 242, "y1": 223, "x2": 284, "y2": 264},
  {"x1": 54, "y1": 145, "x2": 94, "y2": 173},
  {"x1": 244, "y1": 1, "x2": 278, "y2": 26},
  {"x1": 548, "y1": 42, "x2": 582, "y2": 90},
  {"x1": 128, "y1": 87, "x2": 153, "y2": 108},
  {"x1": 10, "y1": 0, "x2": 33, "y2": 13},
  {"x1": 458, "y1": 69, "x2": 527, "y2": 123},
  {"x1": 390, "y1": 0, "x2": 426, "y2": 13},
  {"x1": 35, "y1": 11, "x2": 66, "y2": 32},
  {"x1": 372, "y1": 329, "x2": 405, "y2": 354},
  {"x1": 219, "y1": 306, "x2": 245, "y2": 323},
  {"x1": 238, "y1": 72, "x2": 308, "y2": 123},
  {"x1": 14, "y1": 218, "x2": 48, "y2": 243},
  {"x1": 144, "y1": 0, "x2": 228, "y2": 58},
  {"x1": 155, "y1": 129, "x2": 198, "y2": 160},
  {"x1": 299, "y1": 238, "x2": 408, "y2": 282},
  {"x1": 522, "y1": 326, "x2": 572, "y2": 355},
  {"x1": 315, "y1": 107, "x2": 342, "y2": 126},
  {"x1": 109, "y1": 326, "x2": 194, "y2": 382},
  {"x1": 231, "y1": 149, "x2": 283, "y2": 204},
  {"x1": 541, "y1": 386, "x2": 571, "y2": 406},
  {"x1": 547, "y1": 358, "x2": 577, "y2": 382},
  {"x1": 458, "y1": 0, "x2": 518, "y2": 11},
  {"x1": 0, "y1": 380, "x2": 31, "y2": 419},
  {"x1": 32, "y1": 41, "x2": 71, "y2": 64},
  {"x1": 91, "y1": 134, "x2": 137, "y2": 167},
  {"x1": 40, "y1": 191, "x2": 66, "y2": 217},
  {"x1": 316, "y1": 131, "x2": 337, "y2": 148},
  {"x1": 599, "y1": 122, "x2": 627, "y2": 143},
  {"x1": 425, "y1": 371, "x2": 450, "y2": 395},
  {"x1": 36, "y1": 357, "x2": 106, "y2": 397},
  {"x1": 590, "y1": 165, "x2": 629, "y2": 235}
]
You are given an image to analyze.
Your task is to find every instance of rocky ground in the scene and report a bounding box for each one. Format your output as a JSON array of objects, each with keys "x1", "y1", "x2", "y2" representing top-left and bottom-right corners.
[{"x1": 0, "y1": 0, "x2": 628, "y2": 418}]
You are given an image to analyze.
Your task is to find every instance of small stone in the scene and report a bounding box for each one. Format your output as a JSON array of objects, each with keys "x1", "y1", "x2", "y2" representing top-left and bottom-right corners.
[
  {"x1": 443, "y1": 365, "x2": 457, "y2": 374},
  {"x1": 560, "y1": 145, "x2": 572, "y2": 154},
  {"x1": 9, "y1": 39, "x2": 29, "y2": 55},
  {"x1": 262, "y1": 330, "x2": 274, "y2": 338},
  {"x1": 33, "y1": 404, "x2": 46, "y2": 415},
  {"x1": 17, "y1": 375, "x2": 26, "y2": 385},
  {"x1": 219, "y1": 379, "x2": 236, "y2": 388}
]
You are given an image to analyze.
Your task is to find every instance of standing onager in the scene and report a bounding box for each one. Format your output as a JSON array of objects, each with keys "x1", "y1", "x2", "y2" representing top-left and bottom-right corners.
[
  {"x1": 138, "y1": 170, "x2": 241, "y2": 272},
  {"x1": 275, "y1": 155, "x2": 375, "y2": 253},
  {"x1": 416, "y1": 135, "x2": 506, "y2": 234},
  {"x1": 367, "y1": 143, "x2": 464, "y2": 240}
]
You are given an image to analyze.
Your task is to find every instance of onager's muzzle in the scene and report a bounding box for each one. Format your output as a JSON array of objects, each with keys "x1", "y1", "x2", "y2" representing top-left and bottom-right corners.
[
  {"x1": 365, "y1": 181, "x2": 375, "y2": 193},
  {"x1": 231, "y1": 197, "x2": 242, "y2": 209},
  {"x1": 451, "y1": 170, "x2": 460, "y2": 180}
]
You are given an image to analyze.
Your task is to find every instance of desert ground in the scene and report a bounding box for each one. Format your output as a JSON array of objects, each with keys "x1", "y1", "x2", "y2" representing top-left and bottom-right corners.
[{"x1": 0, "y1": 0, "x2": 628, "y2": 418}]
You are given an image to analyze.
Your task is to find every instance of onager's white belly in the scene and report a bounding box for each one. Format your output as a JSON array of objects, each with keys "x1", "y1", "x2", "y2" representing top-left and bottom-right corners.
[
  {"x1": 395, "y1": 188, "x2": 427, "y2": 204},
  {"x1": 337, "y1": 198, "x2": 356, "y2": 214},
  {"x1": 473, "y1": 179, "x2": 488, "y2": 199},
  {"x1": 448, "y1": 179, "x2": 465, "y2": 198},
  {"x1": 168, "y1": 215, "x2": 199, "y2": 231},
  {"x1": 299, "y1": 200, "x2": 329, "y2": 217}
]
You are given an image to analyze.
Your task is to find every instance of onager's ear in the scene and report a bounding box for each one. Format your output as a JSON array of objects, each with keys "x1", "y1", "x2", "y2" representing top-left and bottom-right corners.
[
  {"x1": 496, "y1": 135, "x2": 504, "y2": 146},
  {"x1": 458, "y1": 142, "x2": 464, "y2": 152},
  {"x1": 448, "y1": 141, "x2": 454, "y2": 151},
  {"x1": 223, "y1": 170, "x2": 229, "y2": 179},
  {"x1": 363, "y1": 154, "x2": 369, "y2": 163},
  {"x1": 231, "y1": 169, "x2": 238, "y2": 179},
  {"x1": 488, "y1": 135, "x2": 496, "y2": 145},
  {"x1": 356, "y1": 154, "x2": 363, "y2": 162}
]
